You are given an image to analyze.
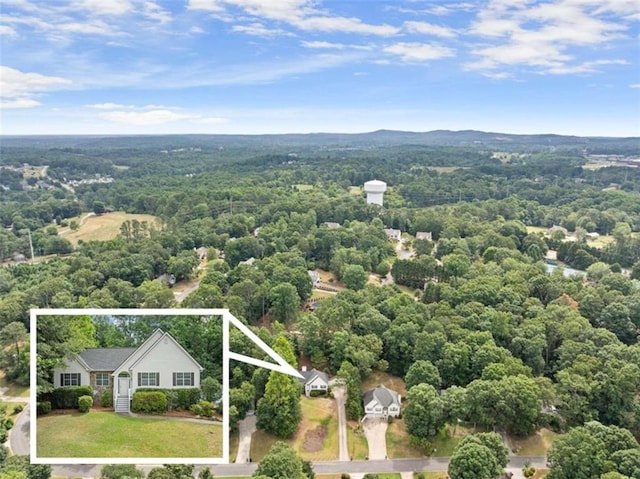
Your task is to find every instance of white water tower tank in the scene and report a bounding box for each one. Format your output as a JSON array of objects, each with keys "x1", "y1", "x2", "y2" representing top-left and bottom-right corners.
[{"x1": 364, "y1": 179, "x2": 387, "y2": 206}]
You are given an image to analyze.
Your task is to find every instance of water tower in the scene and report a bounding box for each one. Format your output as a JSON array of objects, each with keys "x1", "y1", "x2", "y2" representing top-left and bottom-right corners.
[{"x1": 364, "y1": 179, "x2": 387, "y2": 206}]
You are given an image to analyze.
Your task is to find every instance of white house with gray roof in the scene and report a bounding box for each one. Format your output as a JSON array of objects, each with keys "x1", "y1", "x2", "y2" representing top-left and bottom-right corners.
[
  {"x1": 363, "y1": 384, "x2": 401, "y2": 418},
  {"x1": 53, "y1": 329, "x2": 203, "y2": 413},
  {"x1": 298, "y1": 367, "x2": 329, "y2": 397}
]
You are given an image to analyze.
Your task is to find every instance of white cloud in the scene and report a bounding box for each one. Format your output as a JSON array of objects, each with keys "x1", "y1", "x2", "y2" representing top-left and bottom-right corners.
[
  {"x1": 301, "y1": 40, "x2": 372, "y2": 50},
  {"x1": 188, "y1": 0, "x2": 399, "y2": 36},
  {"x1": 187, "y1": 0, "x2": 225, "y2": 12},
  {"x1": 384, "y1": 42, "x2": 455, "y2": 62},
  {"x1": 99, "y1": 109, "x2": 201, "y2": 125},
  {"x1": 74, "y1": 0, "x2": 133, "y2": 16},
  {"x1": 231, "y1": 22, "x2": 291, "y2": 37},
  {"x1": 630, "y1": 84, "x2": 640, "y2": 88},
  {"x1": 467, "y1": 0, "x2": 637, "y2": 75},
  {"x1": 194, "y1": 117, "x2": 229, "y2": 124},
  {"x1": 142, "y1": 1, "x2": 172, "y2": 24},
  {"x1": 85, "y1": 102, "x2": 135, "y2": 110},
  {"x1": 0, "y1": 25, "x2": 17, "y2": 36},
  {"x1": 403, "y1": 21, "x2": 457, "y2": 38},
  {"x1": 1, "y1": 98, "x2": 41, "y2": 109},
  {"x1": 0, "y1": 66, "x2": 72, "y2": 108}
]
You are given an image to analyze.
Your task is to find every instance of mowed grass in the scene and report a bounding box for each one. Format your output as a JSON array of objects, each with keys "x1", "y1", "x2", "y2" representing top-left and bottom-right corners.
[
  {"x1": 347, "y1": 420, "x2": 368, "y2": 460},
  {"x1": 508, "y1": 428, "x2": 559, "y2": 456},
  {"x1": 386, "y1": 418, "x2": 426, "y2": 459},
  {"x1": 0, "y1": 401, "x2": 27, "y2": 416},
  {"x1": 37, "y1": 412, "x2": 222, "y2": 458},
  {"x1": 249, "y1": 396, "x2": 339, "y2": 462},
  {"x1": 59, "y1": 212, "x2": 160, "y2": 245},
  {"x1": 417, "y1": 473, "x2": 448, "y2": 479}
]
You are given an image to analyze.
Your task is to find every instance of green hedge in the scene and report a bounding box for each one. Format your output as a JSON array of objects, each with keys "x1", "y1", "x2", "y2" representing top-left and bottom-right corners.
[
  {"x1": 101, "y1": 390, "x2": 113, "y2": 408},
  {"x1": 52, "y1": 386, "x2": 93, "y2": 409},
  {"x1": 132, "y1": 392, "x2": 167, "y2": 414},
  {"x1": 78, "y1": 395, "x2": 93, "y2": 413},
  {"x1": 135, "y1": 388, "x2": 201, "y2": 410},
  {"x1": 37, "y1": 401, "x2": 51, "y2": 415}
]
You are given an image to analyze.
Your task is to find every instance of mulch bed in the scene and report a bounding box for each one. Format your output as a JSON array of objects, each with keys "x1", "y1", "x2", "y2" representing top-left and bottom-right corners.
[{"x1": 302, "y1": 424, "x2": 327, "y2": 452}]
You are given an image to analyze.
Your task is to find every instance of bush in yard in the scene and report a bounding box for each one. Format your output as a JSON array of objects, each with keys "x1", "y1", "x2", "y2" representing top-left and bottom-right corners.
[
  {"x1": 101, "y1": 390, "x2": 113, "y2": 408},
  {"x1": 78, "y1": 395, "x2": 93, "y2": 413},
  {"x1": 132, "y1": 391, "x2": 167, "y2": 414},
  {"x1": 100, "y1": 464, "x2": 145, "y2": 479},
  {"x1": 196, "y1": 400, "x2": 215, "y2": 418},
  {"x1": 36, "y1": 401, "x2": 51, "y2": 415},
  {"x1": 12, "y1": 404, "x2": 22, "y2": 414},
  {"x1": 2, "y1": 418, "x2": 13, "y2": 430},
  {"x1": 135, "y1": 388, "x2": 200, "y2": 410},
  {"x1": 52, "y1": 386, "x2": 93, "y2": 409},
  {"x1": 0, "y1": 428, "x2": 7, "y2": 443}
]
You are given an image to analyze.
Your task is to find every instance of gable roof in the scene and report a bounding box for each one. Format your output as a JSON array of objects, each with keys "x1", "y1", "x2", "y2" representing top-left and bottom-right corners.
[
  {"x1": 78, "y1": 348, "x2": 137, "y2": 371},
  {"x1": 363, "y1": 385, "x2": 400, "y2": 408},
  {"x1": 298, "y1": 368, "x2": 329, "y2": 385},
  {"x1": 71, "y1": 329, "x2": 203, "y2": 376}
]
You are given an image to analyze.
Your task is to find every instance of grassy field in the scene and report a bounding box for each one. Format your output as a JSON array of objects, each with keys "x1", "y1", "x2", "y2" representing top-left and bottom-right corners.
[
  {"x1": 249, "y1": 396, "x2": 339, "y2": 462},
  {"x1": 361, "y1": 371, "x2": 408, "y2": 398},
  {"x1": 37, "y1": 412, "x2": 222, "y2": 458},
  {"x1": 347, "y1": 420, "x2": 368, "y2": 460},
  {"x1": 59, "y1": 212, "x2": 160, "y2": 245},
  {"x1": 349, "y1": 186, "x2": 362, "y2": 196},
  {"x1": 386, "y1": 418, "x2": 426, "y2": 459},
  {"x1": 0, "y1": 373, "x2": 29, "y2": 397},
  {"x1": 508, "y1": 428, "x2": 559, "y2": 456},
  {"x1": 417, "y1": 473, "x2": 448, "y2": 479}
]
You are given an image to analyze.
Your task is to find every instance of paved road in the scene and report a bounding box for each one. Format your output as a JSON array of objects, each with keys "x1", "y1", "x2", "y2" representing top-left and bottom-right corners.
[
  {"x1": 332, "y1": 386, "x2": 349, "y2": 461},
  {"x1": 52, "y1": 456, "x2": 548, "y2": 478},
  {"x1": 235, "y1": 415, "x2": 256, "y2": 463},
  {"x1": 8, "y1": 403, "x2": 29, "y2": 455}
]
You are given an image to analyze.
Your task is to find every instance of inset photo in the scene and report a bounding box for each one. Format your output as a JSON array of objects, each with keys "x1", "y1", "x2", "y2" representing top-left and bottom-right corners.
[{"x1": 31, "y1": 308, "x2": 226, "y2": 464}]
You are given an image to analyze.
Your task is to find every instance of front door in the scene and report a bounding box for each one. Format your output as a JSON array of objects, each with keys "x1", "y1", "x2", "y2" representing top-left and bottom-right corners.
[{"x1": 118, "y1": 376, "x2": 129, "y2": 397}]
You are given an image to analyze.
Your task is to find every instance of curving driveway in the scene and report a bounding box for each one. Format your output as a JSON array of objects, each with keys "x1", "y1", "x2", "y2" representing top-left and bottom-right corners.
[
  {"x1": 8, "y1": 403, "x2": 29, "y2": 455},
  {"x1": 235, "y1": 414, "x2": 256, "y2": 463}
]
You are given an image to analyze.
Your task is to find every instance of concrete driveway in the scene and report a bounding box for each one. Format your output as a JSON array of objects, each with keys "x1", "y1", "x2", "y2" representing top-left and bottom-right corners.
[
  {"x1": 235, "y1": 414, "x2": 256, "y2": 463},
  {"x1": 361, "y1": 416, "x2": 388, "y2": 460},
  {"x1": 332, "y1": 385, "x2": 349, "y2": 461}
]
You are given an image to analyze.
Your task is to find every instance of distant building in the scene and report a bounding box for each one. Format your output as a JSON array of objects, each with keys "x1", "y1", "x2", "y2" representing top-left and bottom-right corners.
[
  {"x1": 384, "y1": 228, "x2": 402, "y2": 241},
  {"x1": 364, "y1": 180, "x2": 387, "y2": 206},
  {"x1": 415, "y1": 232, "x2": 433, "y2": 241},
  {"x1": 547, "y1": 225, "x2": 568, "y2": 236},
  {"x1": 363, "y1": 385, "x2": 401, "y2": 418},
  {"x1": 324, "y1": 222, "x2": 342, "y2": 229}
]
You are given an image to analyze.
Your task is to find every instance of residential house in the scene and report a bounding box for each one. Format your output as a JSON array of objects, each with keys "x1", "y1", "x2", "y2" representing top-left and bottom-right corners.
[
  {"x1": 415, "y1": 232, "x2": 433, "y2": 241},
  {"x1": 308, "y1": 270, "x2": 320, "y2": 286},
  {"x1": 363, "y1": 385, "x2": 401, "y2": 418},
  {"x1": 298, "y1": 367, "x2": 329, "y2": 397},
  {"x1": 324, "y1": 222, "x2": 342, "y2": 229},
  {"x1": 53, "y1": 329, "x2": 204, "y2": 413},
  {"x1": 384, "y1": 228, "x2": 402, "y2": 242}
]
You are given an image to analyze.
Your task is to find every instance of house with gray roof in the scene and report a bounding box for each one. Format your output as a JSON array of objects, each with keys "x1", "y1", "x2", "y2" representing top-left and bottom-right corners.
[
  {"x1": 298, "y1": 366, "x2": 329, "y2": 397},
  {"x1": 53, "y1": 329, "x2": 203, "y2": 413},
  {"x1": 363, "y1": 384, "x2": 401, "y2": 418}
]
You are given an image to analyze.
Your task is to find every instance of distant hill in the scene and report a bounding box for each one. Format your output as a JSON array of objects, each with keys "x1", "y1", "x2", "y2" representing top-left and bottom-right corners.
[{"x1": 1, "y1": 130, "x2": 638, "y2": 154}]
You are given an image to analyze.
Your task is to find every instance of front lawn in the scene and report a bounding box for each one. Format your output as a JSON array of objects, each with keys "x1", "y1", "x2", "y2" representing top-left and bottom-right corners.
[
  {"x1": 386, "y1": 418, "x2": 426, "y2": 459},
  {"x1": 249, "y1": 396, "x2": 339, "y2": 462},
  {"x1": 508, "y1": 428, "x2": 559, "y2": 456},
  {"x1": 37, "y1": 412, "x2": 222, "y2": 458},
  {"x1": 0, "y1": 373, "x2": 29, "y2": 398}
]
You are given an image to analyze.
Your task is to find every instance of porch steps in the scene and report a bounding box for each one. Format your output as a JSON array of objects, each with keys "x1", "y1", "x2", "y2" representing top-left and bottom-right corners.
[{"x1": 115, "y1": 396, "x2": 130, "y2": 413}]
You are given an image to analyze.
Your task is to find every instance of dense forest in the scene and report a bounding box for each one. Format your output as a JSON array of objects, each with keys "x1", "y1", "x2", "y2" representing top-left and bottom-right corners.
[{"x1": 1, "y1": 131, "x2": 640, "y2": 478}]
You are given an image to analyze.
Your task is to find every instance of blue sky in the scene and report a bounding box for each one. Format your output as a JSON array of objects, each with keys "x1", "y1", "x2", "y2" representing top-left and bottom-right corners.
[{"x1": 1, "y1": 0, "x2": 639, "y2": 136}]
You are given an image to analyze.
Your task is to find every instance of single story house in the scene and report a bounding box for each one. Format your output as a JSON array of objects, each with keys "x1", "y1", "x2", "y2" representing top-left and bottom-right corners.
[
  {"x1": 53, "y1": 329, "x2": 204, "y2": 413},
  {"x1": 415, "y1": 232, "x2": 433, "y2": 241},
  {"x1": 298, "y1": 367, "x2": 329, "y2": 397},
  {"x1": 363, "y1": 385, "x2": 401, "y2": 418},
  {"x1": 324, "y1": 222, "x2": 342, "y2": 229}
]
